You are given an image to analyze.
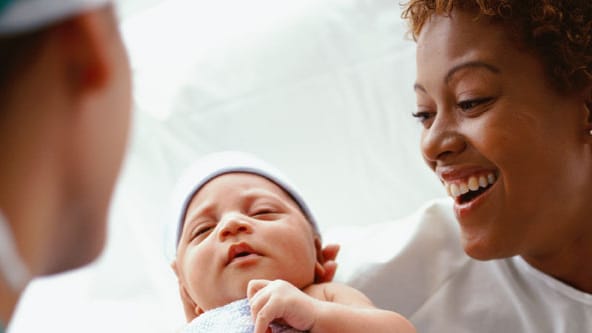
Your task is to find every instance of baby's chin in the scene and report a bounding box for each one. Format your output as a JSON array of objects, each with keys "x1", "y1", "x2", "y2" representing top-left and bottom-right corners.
[
  {"x1": 200, "y1": 290, "x2": 249, "y2": 312},
  {"x1": 198, "y1": 279, "x2": 259, "y2": 310},
  {"x1": 199, "y1": 270, "x2": 314, "y2": 310}
]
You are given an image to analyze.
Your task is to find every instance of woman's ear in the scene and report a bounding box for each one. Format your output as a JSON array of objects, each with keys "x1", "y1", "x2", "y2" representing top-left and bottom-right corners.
[
  {"x1": 574, "y1": 84, "x2": 592, "y2": 137},
  {"x1": 586, "y1": 90, "x2": 592, "y2": 124},
  {"x1": 171, "y1": 260, "x2": 201, "y2": 322},
  {"x1": 584, "y1": 85, "x2": 592, "y2": 135}
]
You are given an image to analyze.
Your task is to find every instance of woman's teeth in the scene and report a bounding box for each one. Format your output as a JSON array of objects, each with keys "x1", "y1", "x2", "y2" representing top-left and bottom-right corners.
[{"x1": 445, "y1": 173, "x2": 497, "y2": 198}]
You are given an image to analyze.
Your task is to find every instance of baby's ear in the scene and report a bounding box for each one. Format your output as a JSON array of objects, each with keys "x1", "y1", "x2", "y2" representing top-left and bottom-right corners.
[
  {"x1": 313, "y1": 237, "x2": 327, "y2": 283},
  {"x1": 171, "y1": 260, "x2": 201, "y2": 322},
  {"x1": 314, "y1": 242, "x2": 340, "y2": 283},
  {"x1": 171, "y1": 260, "x2": 180, "y2": 276},
  {"x1": 194, "y1": 306, "x2": 204, "y2": 317}
]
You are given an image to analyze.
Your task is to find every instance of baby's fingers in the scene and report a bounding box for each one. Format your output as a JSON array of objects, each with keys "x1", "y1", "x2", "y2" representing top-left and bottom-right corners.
[
  {"x1": 247, "y1": 279, "x2": 270, "y2": 299},
  {"x1": 248, "y1": 280, "x2": 273, "y2": 327},
  {"x1": 252, "y1": 297, "x2": 282, "y2": 333}
]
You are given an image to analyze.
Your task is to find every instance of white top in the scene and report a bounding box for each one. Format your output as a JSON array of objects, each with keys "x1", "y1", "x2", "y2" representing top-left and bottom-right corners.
[{"x1": 330, "y1": 198, "x2": 592, "y2": 332}]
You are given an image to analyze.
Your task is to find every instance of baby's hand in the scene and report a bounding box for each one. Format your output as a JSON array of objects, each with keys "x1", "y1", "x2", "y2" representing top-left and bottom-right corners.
[{"x1": 247, "y1": 279, "x2": 318, "y2": 333}]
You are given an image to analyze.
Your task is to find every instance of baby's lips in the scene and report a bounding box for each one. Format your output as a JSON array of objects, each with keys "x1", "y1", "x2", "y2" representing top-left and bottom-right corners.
[{"x1": 226, "y1": 242, "x2": 259, "y2": 265}]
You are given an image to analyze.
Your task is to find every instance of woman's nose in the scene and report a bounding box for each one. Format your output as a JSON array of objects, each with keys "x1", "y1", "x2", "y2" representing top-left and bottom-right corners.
[
  {"x1": 217, "y1": 214, "x2": 253, "y2": 240},
  {"x1": 420, "y1": 113, "x2": 466, "y2": 164}
]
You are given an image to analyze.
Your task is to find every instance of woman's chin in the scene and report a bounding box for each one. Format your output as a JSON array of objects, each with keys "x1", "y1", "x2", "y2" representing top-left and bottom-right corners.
[{"x1": 461, "y1": 233, "x2": 510, "y2": 261}]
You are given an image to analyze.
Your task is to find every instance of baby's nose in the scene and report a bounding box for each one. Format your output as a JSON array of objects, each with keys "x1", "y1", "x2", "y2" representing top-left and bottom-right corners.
[{"x1": 217, "y1": 214, "x2": 253, "y2": 240}]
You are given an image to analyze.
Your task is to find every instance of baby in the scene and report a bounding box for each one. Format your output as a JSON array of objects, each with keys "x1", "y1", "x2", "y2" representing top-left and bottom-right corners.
[{"x1": 169, "y1": 151, "x2": 415, "y2": 333}]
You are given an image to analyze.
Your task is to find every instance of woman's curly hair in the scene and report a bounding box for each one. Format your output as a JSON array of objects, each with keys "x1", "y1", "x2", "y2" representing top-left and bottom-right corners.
[{"x1": 401, "y1": 0, "x2": 592, "y2": 94}]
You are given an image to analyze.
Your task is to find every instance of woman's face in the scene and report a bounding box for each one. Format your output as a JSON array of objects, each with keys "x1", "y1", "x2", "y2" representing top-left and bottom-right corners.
[{"x1": 414, "y1": 10, "x2": 592, "y2": 260}]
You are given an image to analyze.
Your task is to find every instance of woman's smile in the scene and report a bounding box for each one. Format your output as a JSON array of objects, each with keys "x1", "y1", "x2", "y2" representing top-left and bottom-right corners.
[{"x1": 437, "y1": 166, "x2": 499, "y2": 219}]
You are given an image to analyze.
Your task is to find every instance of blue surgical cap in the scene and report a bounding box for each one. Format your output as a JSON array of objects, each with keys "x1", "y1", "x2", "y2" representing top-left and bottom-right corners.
[
  {"x1": 0, "y1": 0, "x2": 12, "y2": 15},
  {"x1": 0, "y1": 0, "x2": 111, "y2": 34}
]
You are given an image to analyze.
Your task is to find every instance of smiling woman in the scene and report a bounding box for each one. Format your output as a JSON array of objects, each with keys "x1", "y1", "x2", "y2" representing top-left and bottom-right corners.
[{"x1": 342, "y1": 1, "x2": 592, "y2": 332}]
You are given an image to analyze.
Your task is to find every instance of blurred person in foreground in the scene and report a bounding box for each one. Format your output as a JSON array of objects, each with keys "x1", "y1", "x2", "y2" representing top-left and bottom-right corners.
[{"x1": 0, "y1": 0, "x2": 132, "y2": 330}]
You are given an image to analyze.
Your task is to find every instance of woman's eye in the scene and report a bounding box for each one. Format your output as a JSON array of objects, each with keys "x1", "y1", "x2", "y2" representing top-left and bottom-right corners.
[
  {"x1": 411, "y1": 111, "x2": 435, "y2": 127},
  {"x1": 457, "y1": 97, "x2": 493, "y2": 111}
]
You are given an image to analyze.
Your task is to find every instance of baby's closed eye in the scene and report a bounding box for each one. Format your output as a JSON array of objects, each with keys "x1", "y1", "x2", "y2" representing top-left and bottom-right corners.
[{"x1": 191, "y1": 222, "x2": 216, "y2": 240}]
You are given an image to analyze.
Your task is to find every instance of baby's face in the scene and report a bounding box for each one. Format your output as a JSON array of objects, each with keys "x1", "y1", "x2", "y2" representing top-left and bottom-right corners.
[{"x1": 174, "y1": 173, "x2": 320, "y2": 312}]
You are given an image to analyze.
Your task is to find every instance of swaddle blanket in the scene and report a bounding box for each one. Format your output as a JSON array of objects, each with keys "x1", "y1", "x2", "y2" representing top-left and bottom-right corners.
[{"x1": 181, "y1": 298, "x2": 306, "y2": 333}]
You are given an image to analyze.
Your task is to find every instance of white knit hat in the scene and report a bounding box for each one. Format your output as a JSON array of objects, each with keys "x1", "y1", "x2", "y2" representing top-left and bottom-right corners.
[
  {"x1": 0, "y1": 0, "x2": 111, "y2": 34},
  {"x1": 167, "y1": 151, "x2": 320, "y2": 258}
]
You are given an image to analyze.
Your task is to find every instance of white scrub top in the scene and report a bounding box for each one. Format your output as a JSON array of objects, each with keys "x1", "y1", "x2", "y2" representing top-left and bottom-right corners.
[{"x1": 331, "y1": 198, "x2": 592, "y2": 332}]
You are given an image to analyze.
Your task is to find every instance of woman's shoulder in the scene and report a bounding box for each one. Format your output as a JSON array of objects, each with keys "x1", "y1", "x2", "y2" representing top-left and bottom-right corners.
[
  {"x1": 326, "y1": 197, "x2": 469, "y2": 316},
  {"x1": 327, "y1": 197, "x2": 463, "y2": 280}
]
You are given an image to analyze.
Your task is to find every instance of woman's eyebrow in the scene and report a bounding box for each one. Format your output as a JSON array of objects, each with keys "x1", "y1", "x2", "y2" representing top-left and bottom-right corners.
[
  {"x1": 444, "y1": 61, "x2": 501, "y2": 84},
  {"x1": 413, "y1": 61, "x2": 500, "y2": 93}
]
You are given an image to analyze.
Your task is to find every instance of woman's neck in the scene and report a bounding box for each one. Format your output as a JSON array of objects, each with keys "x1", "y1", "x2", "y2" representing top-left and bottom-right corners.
[{"x1": 523, "y1": 231, "x2": 592, "y2": 293}]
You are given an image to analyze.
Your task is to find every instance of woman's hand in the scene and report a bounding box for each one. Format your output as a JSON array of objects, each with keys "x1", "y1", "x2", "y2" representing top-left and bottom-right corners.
[{"x1": 247, "y1": 279, "x2": 319, "y2": 333}]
